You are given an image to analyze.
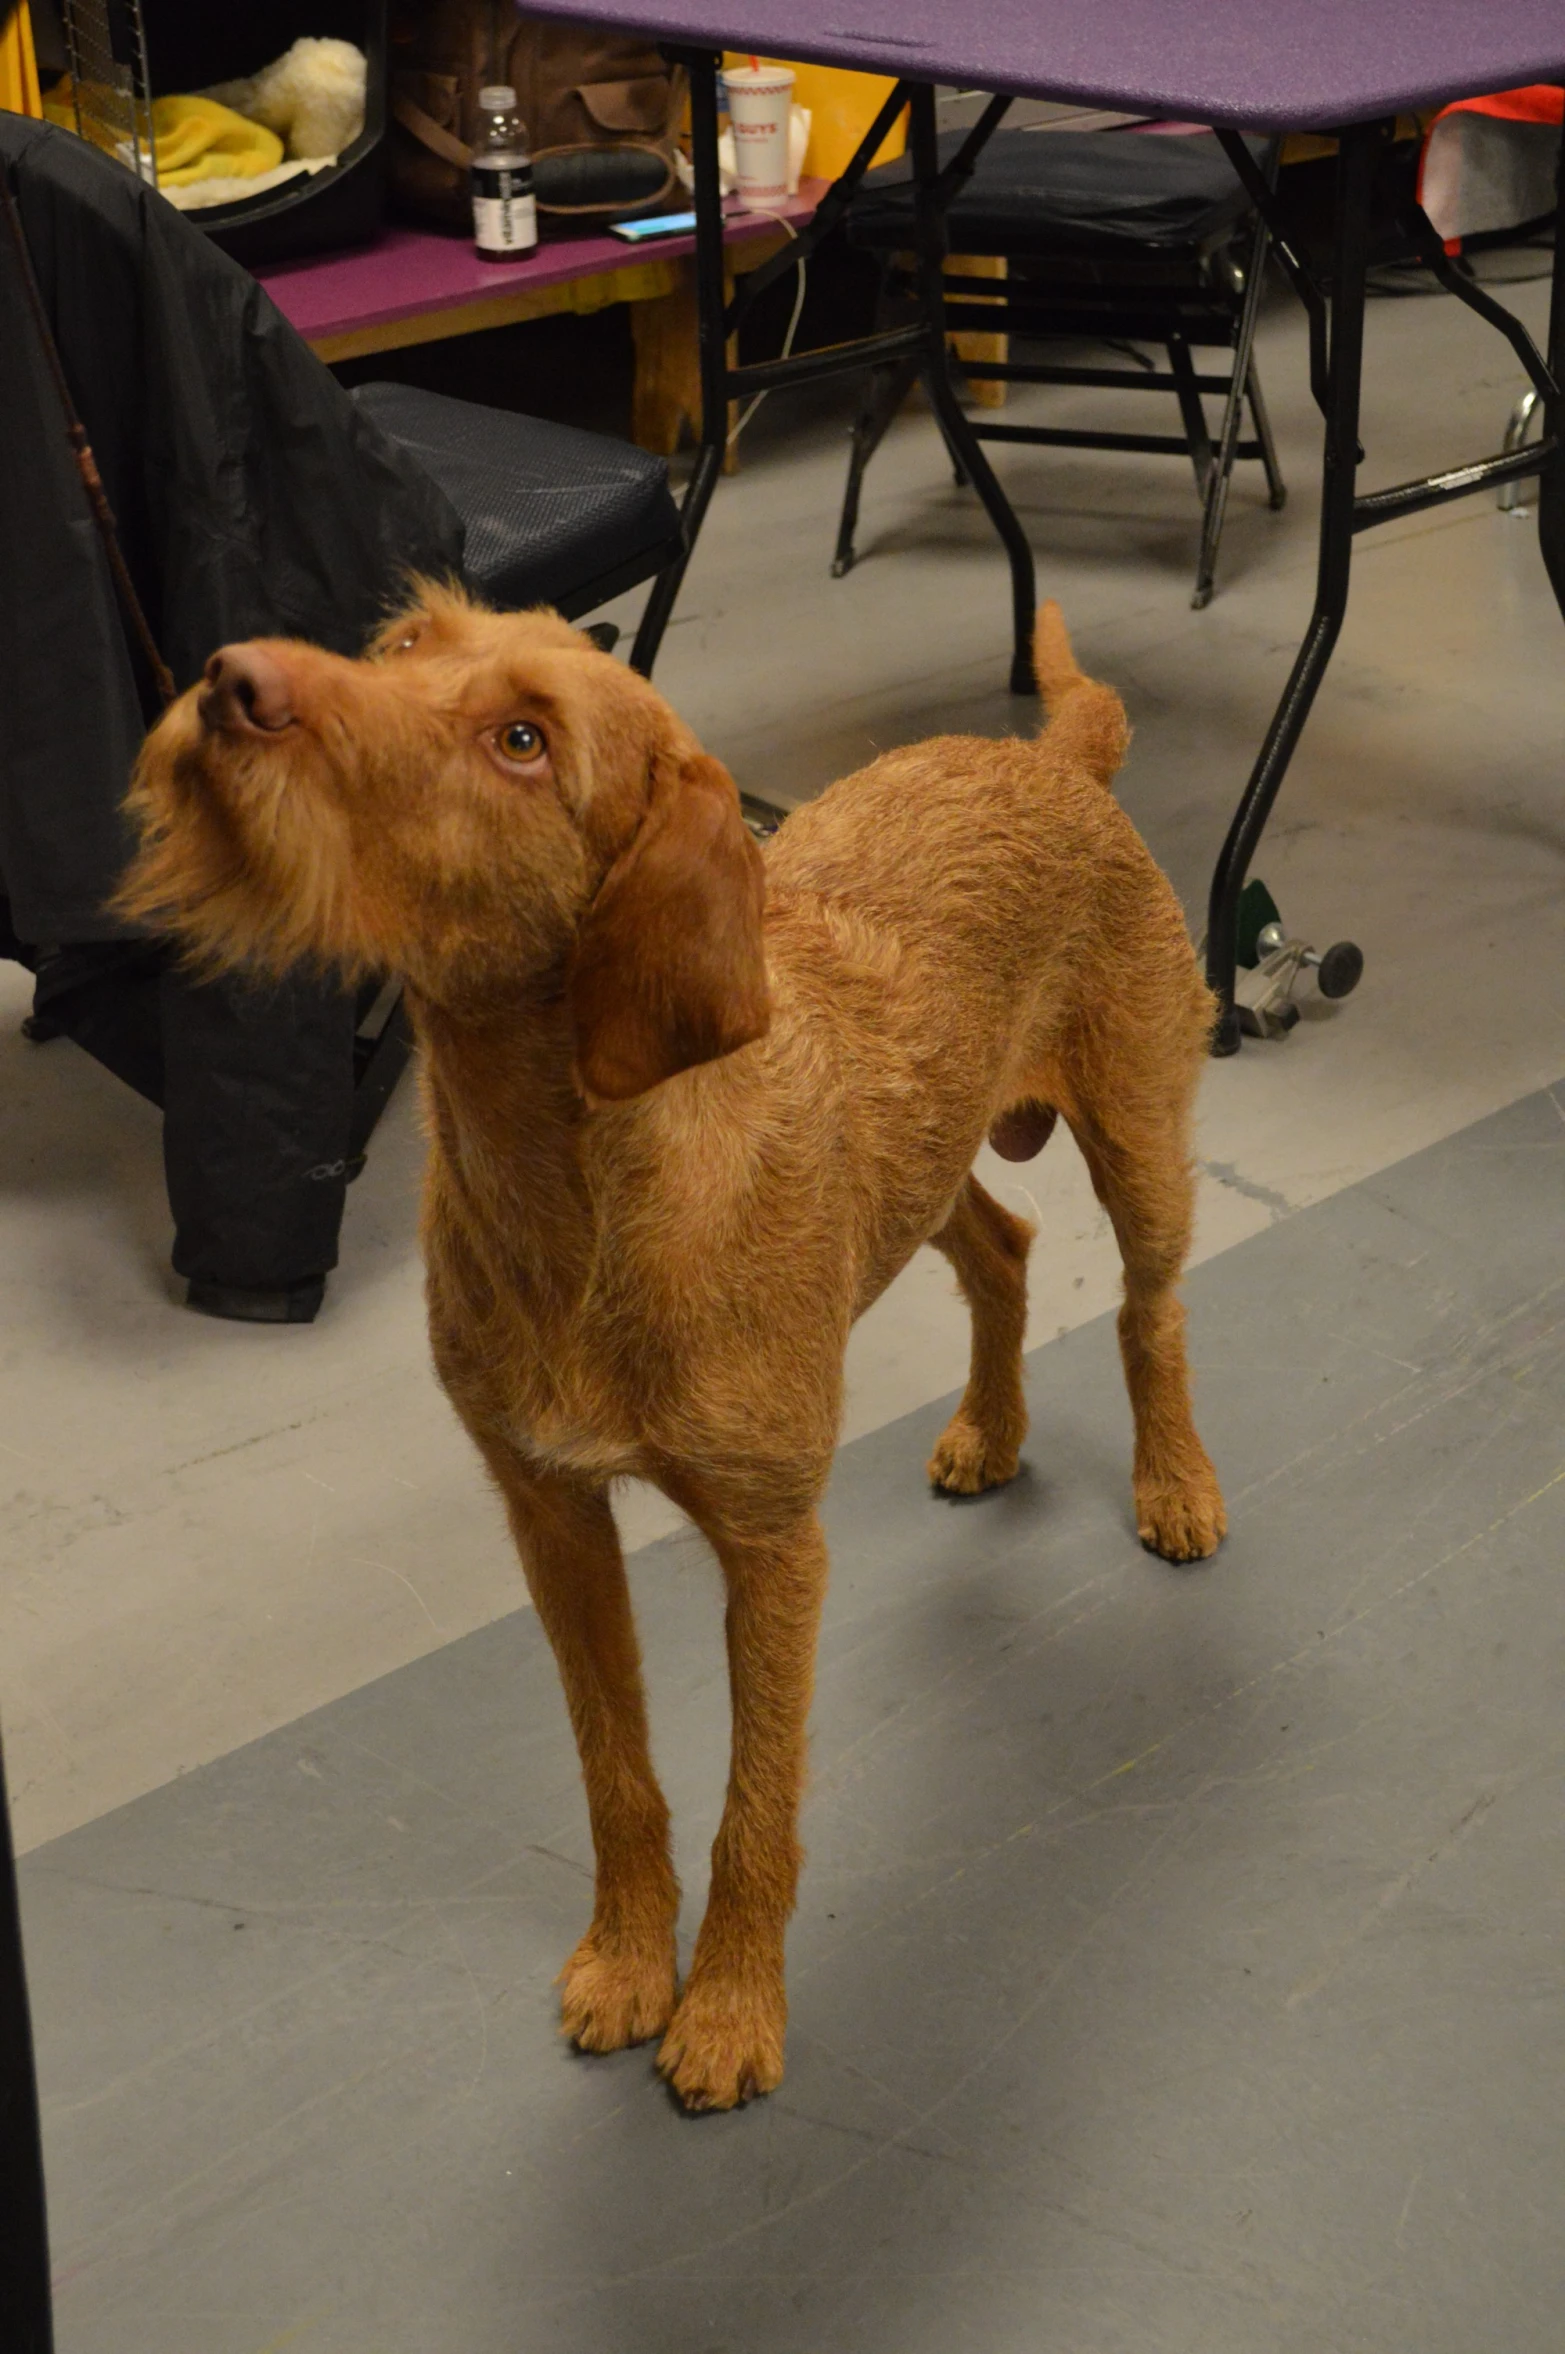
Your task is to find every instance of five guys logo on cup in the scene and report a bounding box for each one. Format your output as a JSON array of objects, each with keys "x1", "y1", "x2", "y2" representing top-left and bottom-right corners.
[{"x1": 724, "y1": 59, "x2": 795, "y2": 205}]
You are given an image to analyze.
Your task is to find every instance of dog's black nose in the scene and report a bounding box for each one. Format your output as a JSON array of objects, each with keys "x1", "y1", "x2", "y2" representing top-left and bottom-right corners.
[{"x1": 198, "y1": 645, "x2": 295, "y2": 735}]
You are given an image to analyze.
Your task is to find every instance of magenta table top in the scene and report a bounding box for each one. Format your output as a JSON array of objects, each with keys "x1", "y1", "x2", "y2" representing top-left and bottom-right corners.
[
  {"x1": 517, "y1": 0, "x2": 1565, "y2": 131},
  {"x1": 257, "y1": 182, "x2": 823, "y2": 344}
]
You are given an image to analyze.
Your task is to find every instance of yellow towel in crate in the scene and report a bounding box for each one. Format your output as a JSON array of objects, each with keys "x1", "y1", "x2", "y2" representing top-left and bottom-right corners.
[
  {"x1": 146, "y1": 96, "x2": 284, "y2": 185},
  {"x1": 42, "y1": 80, "x2": 120, "y2": 154}
]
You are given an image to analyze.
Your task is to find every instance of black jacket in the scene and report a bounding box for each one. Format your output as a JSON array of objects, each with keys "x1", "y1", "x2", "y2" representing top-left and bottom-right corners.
[{"x1": 0, "y1": 114, "x2": 464, "y2": 942}]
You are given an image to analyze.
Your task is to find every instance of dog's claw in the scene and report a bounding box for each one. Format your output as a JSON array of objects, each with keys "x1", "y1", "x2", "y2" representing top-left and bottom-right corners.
[
  {"x1": 927, "y1": 1412, "x2": 1022, "y2": 1496},
  {"x1": 558, "y1": 1932, "x2": 678, "y2": 2054},
  {"x1": 656, "y1": 1976, "x2": 786, "y2": 2113}
]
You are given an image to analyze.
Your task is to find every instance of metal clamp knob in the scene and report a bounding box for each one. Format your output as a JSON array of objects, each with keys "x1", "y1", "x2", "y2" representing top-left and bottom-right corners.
[{"x1": 1255, "y1": 922, "x2": 1364, "y2": 1000}]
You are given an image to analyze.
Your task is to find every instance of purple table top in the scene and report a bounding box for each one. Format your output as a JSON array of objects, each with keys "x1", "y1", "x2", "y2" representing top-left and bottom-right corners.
[
  {"x1": 257, "y1": 183, "x2": 822, "y2": 345},
  {"x1": 517, "y1": 0, "x2": 1565, "y2": 131}
]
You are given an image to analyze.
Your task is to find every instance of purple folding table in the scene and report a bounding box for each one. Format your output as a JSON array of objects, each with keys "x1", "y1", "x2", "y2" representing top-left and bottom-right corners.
[{"x1": 525, "y1": 0, "x2": 1564, "y2": 1051}]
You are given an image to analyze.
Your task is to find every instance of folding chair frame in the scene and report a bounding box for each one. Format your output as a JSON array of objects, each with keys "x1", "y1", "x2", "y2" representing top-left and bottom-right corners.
[{"x1": 831, "y1": 141, "x2": 1286, "y2": 610}]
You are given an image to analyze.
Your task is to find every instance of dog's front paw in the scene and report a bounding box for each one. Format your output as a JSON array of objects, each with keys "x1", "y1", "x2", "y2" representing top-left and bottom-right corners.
[
  {"x1": 558, "y1": 1930, "x2": 678, "y2": 2054},
  {"x1": 656, "y1": 1973, "x2": 786, "y2": 2112},
  {"x1": 928, "y1": 1411, "x2": 1021, "y2": 1496},
  {"x1": 1136, "y1": 1460, "x2": 1227, "y2": 1563}
]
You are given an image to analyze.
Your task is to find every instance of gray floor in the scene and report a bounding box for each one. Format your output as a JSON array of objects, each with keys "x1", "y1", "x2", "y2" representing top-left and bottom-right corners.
[{"x1": 25, "y1": 1080, "x2": 1565, "y2": 2354}]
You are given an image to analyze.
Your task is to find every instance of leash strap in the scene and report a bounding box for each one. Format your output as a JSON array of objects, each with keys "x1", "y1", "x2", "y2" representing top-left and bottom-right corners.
[{"x1": 1, "y1": 166, "x2": 178, "y2": 709}]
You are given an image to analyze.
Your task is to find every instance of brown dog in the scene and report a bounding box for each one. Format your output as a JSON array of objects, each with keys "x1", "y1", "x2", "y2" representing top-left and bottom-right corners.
[{"x1": 117, "y1": 588, "x2": 1224, "y2": 2111}]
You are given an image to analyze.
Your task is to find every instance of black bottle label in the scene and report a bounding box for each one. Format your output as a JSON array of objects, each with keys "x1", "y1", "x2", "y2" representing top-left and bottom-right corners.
[{"x1": 471, "y1": 159, "x2": 538, "y2": 254}]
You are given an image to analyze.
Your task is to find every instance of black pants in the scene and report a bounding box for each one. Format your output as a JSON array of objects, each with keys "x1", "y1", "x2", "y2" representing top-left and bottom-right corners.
[
  {"x1": 160, "y1": 965, "x2": 355, "y2": 1296},
  {"x1": 7, "y1": 912, "x2": 354, "y2": 1299}
]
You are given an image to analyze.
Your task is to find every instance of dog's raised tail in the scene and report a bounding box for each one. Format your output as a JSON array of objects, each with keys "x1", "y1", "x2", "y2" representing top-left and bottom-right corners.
[{"x1": 1032, "y1": 601, "x2": 1129, "y2": 786}]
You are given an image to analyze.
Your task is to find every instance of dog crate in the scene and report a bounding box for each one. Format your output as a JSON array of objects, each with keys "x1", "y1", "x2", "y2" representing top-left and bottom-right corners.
[
  {"x1": 62, "y1": 0, "x2": 387, "y2": 264},
  {"x1": 58, "y1": 0, "x2": 157, "y2": 183}
]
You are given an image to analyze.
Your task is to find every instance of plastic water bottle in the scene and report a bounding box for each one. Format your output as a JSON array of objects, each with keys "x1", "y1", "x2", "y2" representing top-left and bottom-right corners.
[{"x1": 471, "y1": 84, "x2": 537, "y2": 260}]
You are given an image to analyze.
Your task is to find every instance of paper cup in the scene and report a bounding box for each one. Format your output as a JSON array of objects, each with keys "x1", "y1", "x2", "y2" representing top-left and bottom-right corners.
[{"x1": 723, "y1": 64, "x2": 795, "y2": 205}]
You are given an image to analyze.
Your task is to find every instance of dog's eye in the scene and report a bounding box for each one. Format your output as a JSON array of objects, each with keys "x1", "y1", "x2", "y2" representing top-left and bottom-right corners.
[{"x1": 497, "y1": 721, "x2": 546, "y2": 764}]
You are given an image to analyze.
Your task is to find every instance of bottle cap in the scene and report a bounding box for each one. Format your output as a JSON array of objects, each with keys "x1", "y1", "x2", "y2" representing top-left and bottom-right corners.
[{"x1": 479, "y1": 85, "x2": 517, "y2": 109}]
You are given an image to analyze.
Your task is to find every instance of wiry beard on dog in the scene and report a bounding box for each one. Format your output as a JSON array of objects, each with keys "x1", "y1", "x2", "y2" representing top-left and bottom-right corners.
[{"x1": 115, "y1": 689, "x2": 368, "y2": 983}]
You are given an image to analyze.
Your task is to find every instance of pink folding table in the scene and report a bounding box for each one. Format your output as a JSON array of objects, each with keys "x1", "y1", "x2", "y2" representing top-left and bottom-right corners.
[{"x1": 523, "y1": 0, "x2": 1565, "y2": 1051}]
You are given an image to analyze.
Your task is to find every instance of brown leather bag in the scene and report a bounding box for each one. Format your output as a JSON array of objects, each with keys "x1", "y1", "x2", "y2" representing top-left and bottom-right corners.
[{"x1": 389, "y1": 2, "x2": 685, "y2": 234}]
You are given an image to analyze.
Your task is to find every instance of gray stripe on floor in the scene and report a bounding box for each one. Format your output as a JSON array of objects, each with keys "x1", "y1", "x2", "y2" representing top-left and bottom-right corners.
[{"x1": 23, "y1": 1077, "x2": 1565, "y2": 2354}]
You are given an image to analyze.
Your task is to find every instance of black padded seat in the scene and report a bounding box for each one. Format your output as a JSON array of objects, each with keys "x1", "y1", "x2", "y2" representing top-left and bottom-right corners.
[
  {"x1": 352, "y1": 381, "x2": 683, "y2": 616},
  {"x1": 849, "y1": 129, "x2": 1263, "y2": 259}
]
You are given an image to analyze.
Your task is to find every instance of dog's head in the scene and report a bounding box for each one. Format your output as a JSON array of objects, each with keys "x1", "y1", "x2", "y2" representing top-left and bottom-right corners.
[{"x1": 116, "y1": 585, "x2": 769, "y2": 1101}]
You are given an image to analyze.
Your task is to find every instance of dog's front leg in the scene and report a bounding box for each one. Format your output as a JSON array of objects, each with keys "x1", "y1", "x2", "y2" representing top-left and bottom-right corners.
[
  {"x1": 479, "y1": 1444, "x2": 680, "y2": 2053},
  {"x1": 657, "y1": 1511, "x2": 830, "y2": 2112}
]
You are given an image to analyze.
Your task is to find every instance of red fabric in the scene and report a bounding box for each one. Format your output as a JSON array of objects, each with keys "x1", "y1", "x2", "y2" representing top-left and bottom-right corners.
[
  {"x1": 1417, "y1": 84, "x2": 1562, "y2": 250},
  {"x1": 1430, "y1": 84, "x2": 1563, "y2": 131}
]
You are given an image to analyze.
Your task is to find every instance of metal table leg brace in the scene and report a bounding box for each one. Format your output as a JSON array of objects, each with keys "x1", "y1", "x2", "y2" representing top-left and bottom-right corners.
[
  {"x1": 1204, "y1": 109, "x2": 1565, "y2": 1055},
  {"x1": 631, "y1": 61, "x2": 1038, "y2": 691}
]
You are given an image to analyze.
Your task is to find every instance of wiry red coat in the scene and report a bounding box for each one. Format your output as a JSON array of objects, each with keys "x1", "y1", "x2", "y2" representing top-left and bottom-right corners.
[{"x1": 118, "y1": 590, "x2": 1223, "y2": 2111}]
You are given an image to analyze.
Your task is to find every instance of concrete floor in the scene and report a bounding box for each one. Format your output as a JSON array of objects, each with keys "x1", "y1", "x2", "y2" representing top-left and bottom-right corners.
[{"x1": 3, "y1": 253, "x2": 1563, "y2": 2347}]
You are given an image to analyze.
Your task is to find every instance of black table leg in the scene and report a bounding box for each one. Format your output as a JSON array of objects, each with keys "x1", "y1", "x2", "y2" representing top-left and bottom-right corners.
[
  {"x1": 833, "y1": 348, "x2": 921, "y2": 577},
  {"x1": 630, "y1": 49, "x2": 731, "y2": 675},
  {"x1": 1193, "y1": 197, "x2": 1276, "y2": 610},
  {"x1": 906, "y1": 85, "x2": 1038, "y2": 693},
  {"x1": 1538, "y1": 103, "x2": 1565, "y2": 621},
  {"x1": 634, "y1": 63, "x2": 1038, "y2": 693},
  {"x1": 0, "y1": 1735, "x2": 53, "y2": 2354},
  {"x1": 1204, "y1": 121, "x2": 1382, "y2": 1053}
]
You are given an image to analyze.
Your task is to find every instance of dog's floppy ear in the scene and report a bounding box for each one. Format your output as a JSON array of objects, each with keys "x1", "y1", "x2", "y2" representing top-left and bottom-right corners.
[{"x1": 569, "y1": 748, "x2": 769, "y2": 1102}]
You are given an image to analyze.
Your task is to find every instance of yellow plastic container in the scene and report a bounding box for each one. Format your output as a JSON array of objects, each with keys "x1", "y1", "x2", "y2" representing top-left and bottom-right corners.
[{"x1": 1, "y1": 1, "x2": 42, "y2": 118}]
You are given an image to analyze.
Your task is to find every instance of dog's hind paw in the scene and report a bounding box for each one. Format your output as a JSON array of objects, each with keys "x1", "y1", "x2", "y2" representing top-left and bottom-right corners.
[
  {"x1": 1135, "y1": 1468, "x2": 1227, "y2": 1564},
  {"x1": 656, "y1": 1975, "x2": 786, "y2": 2113},
  {"x1": 559, "y1": 1932, "x2": 678, "y2": 2054},
  {"x1": 927, "y1": 1412, "x2": 1022, "y2": 1496}
]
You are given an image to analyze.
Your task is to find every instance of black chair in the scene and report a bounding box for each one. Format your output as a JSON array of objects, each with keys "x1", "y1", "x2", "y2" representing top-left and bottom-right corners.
[
  {"x1": 351, "y1": 381, "x2": 683, "y2": 627},
  {"x1": 834, "y1": 128, "x2": 1286, "y2": 609}
]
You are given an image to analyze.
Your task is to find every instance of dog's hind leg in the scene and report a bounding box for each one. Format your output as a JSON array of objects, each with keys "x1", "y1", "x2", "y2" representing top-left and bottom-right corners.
[
  {"x1": 656, "y1": 1508, "x2": 830, "y2": 2112},
  {"x1": 926, "y1": 1175, "x2": 1034, "y2": 1494},
  {"x1": 479, "y1": 1443, "x2": 680, "y2": 2052},
  {"x1": 1067, "y1": 1093, "x2": 1226, "y2": 1565}
]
